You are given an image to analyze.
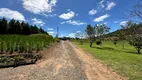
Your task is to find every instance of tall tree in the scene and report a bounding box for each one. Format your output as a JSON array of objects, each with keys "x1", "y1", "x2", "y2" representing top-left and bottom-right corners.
[
  {"x1": 15, "y1": 20, "x2": 22, "y2": 34},
  {"x1": 125, "y1": 21, "x2": 142, "y2": 54},
  {"x1": 85, "y1": 24, "x2": 95, "y2": 47},
  {"x1": 0, "y1": 18, "x2": 48, "y2": 35},
  {"x1": 0, "y1": 18, "x2": 7, "y2": 34},
  {"x1": 8, "y1": 19, "x2": 16, "y2": 34},
  {"x1": 94, "y1": 24, "x2": 110, "y2": 41},
  {"x1": 21, "y1": 22, "x2": 31, "y2": 35},
  {"x1": 31, "y1": 25, "x2": 39, "y2": 34}
]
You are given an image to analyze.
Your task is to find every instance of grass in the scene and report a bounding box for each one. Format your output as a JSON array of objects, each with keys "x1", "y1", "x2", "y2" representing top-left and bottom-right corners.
[{"x1": 73, "y1": 40, "x2": 142, "y2": 80}]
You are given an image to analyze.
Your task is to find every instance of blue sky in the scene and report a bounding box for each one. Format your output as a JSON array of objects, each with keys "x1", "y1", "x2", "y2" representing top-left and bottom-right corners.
[{"x1": 0, "y1": 0, "x2": 138, "y2": 37}]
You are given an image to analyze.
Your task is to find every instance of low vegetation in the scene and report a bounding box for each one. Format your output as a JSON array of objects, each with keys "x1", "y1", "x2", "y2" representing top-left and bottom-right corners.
[
  {"x1": 73, "y1": 40, "x2": 142, "y2": 80},
  {"x1": 0, "y1": 34, "x2": 54, "y2": 54},
  {"x1": 0, "y1": 34, "x2": 54, "y2": 67}
]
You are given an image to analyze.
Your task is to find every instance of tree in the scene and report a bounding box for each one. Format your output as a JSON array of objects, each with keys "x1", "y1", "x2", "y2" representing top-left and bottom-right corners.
[
  {"x1": 8, "y1": 19, "x2": 16, "y2": 34},
  {"x1": 75, "y1": 31, "x2": 84, "y2": 45},
  {"x1": 0, "y1": 18, "x2": 7, "y2": 34},
  {"x1": 31, "y1": 25, "x2": 39, "y2": 34},
  {"x1": 0, "y1": 18, "x2": 48, "y2": 35},
  {"x1": 94, "y1": 24, "x2": 110, "y2": 46},
  {"x1": 128, "y1": 34, "x2": 142, "y2": 54},
  {"x1": 119, "y1": 25, "x2": 127, "y2": 49},
  {"x1": 85, "y1": 24, "x2": 95, "y2": 47},
  {"x1": 15, "y1": 21, "x2": 22, "y2": 34},
  {"x1": 129, "y1": 0, "x2": 142, "y2": 21},
  {"x1": 126, "y1": 21, "x2": 142, "y2": 54},
  {"x1": 21, "y1": 22, "x2": 31, "y2": 35}
]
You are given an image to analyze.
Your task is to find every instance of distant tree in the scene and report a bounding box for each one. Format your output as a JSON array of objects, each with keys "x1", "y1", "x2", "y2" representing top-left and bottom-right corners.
[
  {"x1": 15, "y1": 21, "x2": 22, "y2": 34},
  {"x1": 119, "y1": 25, "x2": 127, "y2": 49},
  {"x1": 31, "y1": 25, "x2": 39, "y2": 34},
  {"x1": 0, "y1": 18, "x2": 7, "y2": 34},
  {"x1": 94, "y1": 24, "x2": 110, "y2": 46},
  {"x1": 0, "y1": 18, "x2": 48, "y2": 35},
  {"x1": 39, "y1": 27, "x2": 48, "y2": 34},
  {"x1": 113, "y1": 39, "x2": 118, "y2": 47},
  {"x1": 21, "y1": 22, "x2": 31, "y2": 35},
  {"x1": 8, "y1": 19, "x2": 16, "y2": 34},
  {"x1": 75, "y1": 31, "x2": 84, "y2": 45},
  {"x1": 85, "y1": 24, "x2": 95, "y2": 47}
]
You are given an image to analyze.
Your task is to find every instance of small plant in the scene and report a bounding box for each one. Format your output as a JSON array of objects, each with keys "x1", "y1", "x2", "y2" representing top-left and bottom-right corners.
[{"x1": 14, "y1": 56, "x2": 25, "y2": 61}]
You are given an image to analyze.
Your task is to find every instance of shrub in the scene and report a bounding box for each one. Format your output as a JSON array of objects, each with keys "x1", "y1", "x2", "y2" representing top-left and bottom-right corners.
[
  {"x1": 113, "y1": 39, "x2": 118, "y2": 46},
  {"x1": 96, "y1": 40, "x2": 102, "y2": 45},
  {"x1": 14, "y1": 56, "x2": 25, "y2": 61}
]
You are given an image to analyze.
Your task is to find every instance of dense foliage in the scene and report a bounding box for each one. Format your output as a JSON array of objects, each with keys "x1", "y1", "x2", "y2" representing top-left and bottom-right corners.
[
  {"x1": 0, "y1": 34, "x2": 54, "y2": 54},
  {"x1": 0, "y1": 18, "x2": 48, "y2": 35},
  {"x1": 0, "y1": 34, "x2": 55, "y2": 67}
]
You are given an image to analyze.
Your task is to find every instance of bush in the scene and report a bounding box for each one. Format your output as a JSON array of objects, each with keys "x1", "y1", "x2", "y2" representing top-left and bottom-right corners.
[
  {"x1": 96, "y1": 40, "x2": 102, "y2": 45},
  {"x1": 113, "y1": 39, "x2": 118, "y2": 46},
  {"x1": 14, "y1": 56, "x2": 25, "y2": 61}
]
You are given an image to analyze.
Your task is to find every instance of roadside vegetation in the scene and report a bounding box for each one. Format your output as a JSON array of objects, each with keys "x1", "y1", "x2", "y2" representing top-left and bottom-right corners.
[
  {"x1": 0, "y1": 18, "x2": 55, "y2": 68},
  {"x1": 73, "y1": 40, "x2": 142, "y2": 80},
  {"x1": 73, "y1": 1, "x2": 142, "y2": 80}
]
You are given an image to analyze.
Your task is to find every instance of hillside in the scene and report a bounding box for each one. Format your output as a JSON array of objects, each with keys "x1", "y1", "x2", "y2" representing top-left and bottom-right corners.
[{"x1": 104, "y1": 24, "x2": 142, "y2": 38}]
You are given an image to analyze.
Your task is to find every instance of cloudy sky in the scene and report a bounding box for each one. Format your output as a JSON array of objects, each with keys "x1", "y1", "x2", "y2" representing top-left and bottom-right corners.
[{"x1": 0, "y1": 0, "x2": 138, "y2": 37}]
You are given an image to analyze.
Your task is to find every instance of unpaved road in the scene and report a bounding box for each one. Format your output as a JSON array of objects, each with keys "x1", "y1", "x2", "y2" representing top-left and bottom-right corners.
[{"x1": 0, "y1": 41, "x2": 126, "y2": 80}]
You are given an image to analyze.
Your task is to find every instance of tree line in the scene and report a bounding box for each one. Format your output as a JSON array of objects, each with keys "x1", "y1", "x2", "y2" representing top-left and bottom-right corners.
[{"x1": 0, "y1": 18, "x2": 48, "y2": 35}]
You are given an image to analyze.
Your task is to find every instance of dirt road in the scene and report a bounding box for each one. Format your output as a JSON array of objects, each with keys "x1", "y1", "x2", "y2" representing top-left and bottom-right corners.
[{"x1": 0, "y1": 41, "x2": 125, "y2": 80}]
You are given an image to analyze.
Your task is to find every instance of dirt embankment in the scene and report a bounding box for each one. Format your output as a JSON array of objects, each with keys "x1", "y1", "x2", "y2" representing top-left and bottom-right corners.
[{"x1": 0, "y1": 41, "x2": 126, "y2": 80}]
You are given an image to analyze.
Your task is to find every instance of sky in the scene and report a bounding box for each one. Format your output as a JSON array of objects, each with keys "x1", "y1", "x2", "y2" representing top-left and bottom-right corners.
[{"x1": 0, "y1": 0, "x2": 139, "y2": 37}]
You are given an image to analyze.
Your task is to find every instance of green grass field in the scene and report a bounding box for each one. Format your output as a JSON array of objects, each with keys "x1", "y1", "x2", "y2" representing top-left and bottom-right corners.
[{"x1": 73, "y1": 40, "x2": 142, "y2": 80}]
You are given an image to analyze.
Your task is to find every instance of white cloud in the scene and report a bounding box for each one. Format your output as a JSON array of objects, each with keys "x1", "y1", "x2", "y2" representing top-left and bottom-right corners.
[
  {"x1": 0, "y1": 8, "x2": 25, "y2": 21},
  {"x1": 48, "y1": 31, "x2": 54, "y2": 35},
  {"x1": 114, "y1": 21, "x2": 119, "y2": 23},
  {"x1": 48, "y1": 28, "x2": 53, "y2": 30},
  {"x1": 106, "y1": 1, "x2": 116, "y2": 10},
  {"x1": 67, "y1": 33, "x2": 76, "y2": 38},
  {"x1": 31, "y1": 18, "x2": 45, "y2": 26},
  {"x1": 23, "y1": 0, "x2": 57, "y2": 14},
  {"x1": 67, "y1": 9, "x2": 71, "y2": 11},
  {"x1": 77, "y1": 31, "x2": 81, "y2": 33},
  {"x1": 67, "y1": 31, "x2": 86, "y2": 38},
  {"x1": 43, "y1": 13, "x2": 57, "y2": 17},
  {"x1": 98, "y1": 0, "x2": 105, "y2": 9},
  {"x1": 59, "y1": 34, "x2": 65, "y2": 37},
  {"x1": 120, "y1": 21, "x2": 128, "y2": 28},
  {"x1": 76, "y1": 14, "x2": 78, "y2": 16},
  {"x1": 61, "y1": 22, "x2": 65, "y2": 24},
  {"x1": 59, "y1": 11, "x2": 75, "y2": 20},
  {"x1": 104, "y1": 22, "x2": 107, "y2": 24},
  {"x1": 89, "y1": 9, "x2": 97, "y2": 15},
  {"x1": 61, "y1": 20, "x2": 86, "y2": 26},
  {"x1": 93, "y1": 14, "x2": 110, "y2": 22}
]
